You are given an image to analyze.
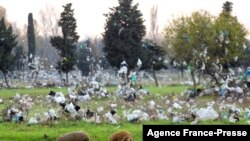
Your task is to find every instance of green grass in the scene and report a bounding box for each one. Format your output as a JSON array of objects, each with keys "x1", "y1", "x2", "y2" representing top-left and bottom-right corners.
[
  {"x1": 146, "y1": 85, "x2": 188, "y2": 95},
  {"x1": 0, "y1": 87, "x2": 68, "y2": 98},
  {"x1": 0, "y1": 119, "x2": 248, "y2": 141},
  {"x1": 0, "y1": 121, "x2": 142, "y2": 141},
  {"x1": 0, "y1": 85, "x2": 187, "y2": 98}
]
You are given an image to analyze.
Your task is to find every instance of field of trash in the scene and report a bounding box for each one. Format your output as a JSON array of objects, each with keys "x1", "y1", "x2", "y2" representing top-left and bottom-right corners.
[{"x1": 0, "y1": 81, "x2": 249, "y2": 141}]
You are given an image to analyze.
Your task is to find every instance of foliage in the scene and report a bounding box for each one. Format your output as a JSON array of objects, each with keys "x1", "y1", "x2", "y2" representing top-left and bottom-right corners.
[
  {"x1": 98, "y1": 56, "x2": 111, "y2": 70},
  {"x1": 77, "y1": 39, "x2": 112, "y2": 76},
  {"x1": 163, "y1": 4, "x2": 248, "y2": 87},
  {"x1": 241, "y1": 41, "x2": 250, "y2": 67},
  {"x1": 13, "y1": 45, "x2": 26, "y2": 71},
  {"x1": 222, "y1": 1, "x2": 233, "y2": 14},
  {"x1": 27, "y1": 13, "x2": 36, "y2": 63},
  {"x1": 77, "y1": 40, "x2": 96, "y2": 76},
  {"x1": 164, "y1": 11, "x2": 215, "y2": 87},
  {"x1": 210, "y1": 3, "x2": 248, "y2": 70},
  {"x1": 0, "y1": 18, "x2": 17, "y2": 87},
  {"x1": 142, "y1": 39, "x2": 167, "y2": 70},
  {"x1": 165, "y1": 11, "x2": 214, "y2": 65},
  {"x1": 103, "y1": 0, "x2": 146, "y2": 70},
  {"x1": 142, "y1": 39, "x2": 167, "y2": 86},
  {"x1": 50, "y1": 3, "x2": 79, "y2": 82}
]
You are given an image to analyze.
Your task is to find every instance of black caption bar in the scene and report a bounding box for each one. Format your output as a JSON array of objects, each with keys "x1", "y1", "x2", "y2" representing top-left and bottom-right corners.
[{"x1": 143, "y1": 125, "x2": 250, "y2": 141}]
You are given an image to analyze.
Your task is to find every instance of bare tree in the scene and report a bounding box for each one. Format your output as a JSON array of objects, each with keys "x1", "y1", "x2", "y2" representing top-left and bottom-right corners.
[
  {"x1": 39, "y1": 5, "x2": 60, "y2": 37},
  {"x1": 39, "y1": 5, "x2": 60, "y2": 69},
  {"x1": 0, "y1": 6, "x2": 6, "y2": 18},
  {"x1": 12, "y1": 22, "x2": 24, "y2": 46},
  {"x1": 149, "y1": 5, "x2": 159, "y2": 42},
  {"x1": 0, "y1": 6, "x2": 11, "y2": 26},
  {"x1": 148, "y1": 5, "x2": 162, "y2": 86},
  {"x1": 89, "y1": 36, "x2": 104, "y2": 58}
]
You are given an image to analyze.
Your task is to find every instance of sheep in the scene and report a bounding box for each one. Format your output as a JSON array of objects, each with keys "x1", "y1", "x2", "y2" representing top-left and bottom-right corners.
[
  {"x1": 57, "y1": 131, "x2": 90, "y2": 141},
  {"x1": 109, "y1": 131, "x2": 133, "y2": 141}
]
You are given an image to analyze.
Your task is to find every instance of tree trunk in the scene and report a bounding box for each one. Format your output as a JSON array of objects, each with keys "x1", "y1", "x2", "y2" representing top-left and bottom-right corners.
[
  {"x1": 191, "y1": 71, "x2": 196, "y2": 89},
  {"x1": 211, "y1": 74, "x2": 219, "y2": 85},
  {"x1": 18, "y1": 70, "x2": 21, "y2": 82},
  {"x1": 208, "y1": 72, "x2": 219, "y2": 86},
  {"x1": 181, "y1": 69, "x2": 184, "y2": 81},
  {"x1": 3, "y1": 72, "x2": 10, "y2": 88},
  {"x1": 126, "y1": 73, "x2": 128, "y2": 84},
  {"x1": 66, "y1": 72, "x2": 69, "y2": 83},
  {"x1": 152, "y1": 67, "x2": 159, "y2": 87},
  {"x1": 22, "y1": 71, "x2": 25, "y2": 82},
  {"x1": 34, "y1": 71, "x2": 38, "y2": 83},
  {"x1": 59, "y1": 72, "x2": 63, "y2": 86},
  {"x1": 197, "y1": 71, "x2": 201, "y2": 85}
]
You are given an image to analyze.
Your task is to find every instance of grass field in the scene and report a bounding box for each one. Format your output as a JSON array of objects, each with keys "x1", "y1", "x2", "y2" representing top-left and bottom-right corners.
[
  {"x1": 0, "y1": 87, "x2": 68, "y2": 98},
  {"x1": 0, "y1": 85, "x2": 248, "y2": 141}
]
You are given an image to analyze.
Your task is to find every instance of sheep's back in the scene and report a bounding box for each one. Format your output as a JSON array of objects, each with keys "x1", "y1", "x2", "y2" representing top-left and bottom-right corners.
[
  {"x1": 110, "y1": 131, "x2": 133, "y2": 141},
  {"x1": 57, "y1": 131, "x2": 89, "y2": 141}
]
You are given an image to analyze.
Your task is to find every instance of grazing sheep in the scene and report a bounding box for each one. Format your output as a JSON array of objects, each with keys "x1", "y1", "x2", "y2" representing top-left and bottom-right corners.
[
  {"x1": 110, "y1": 131, "x2": 133, "y2": 141},
  {"x1": 57, "y1": 131, "x2": 90, "y2": 141}
]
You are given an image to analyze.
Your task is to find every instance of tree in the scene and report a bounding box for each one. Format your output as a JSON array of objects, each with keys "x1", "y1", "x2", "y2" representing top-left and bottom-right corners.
[
  {"x1": 39, "y1": 5, "x2": 60, "y2": 37},
  {"x1": 207, "y1": 1, "x2": 247, "y2": 84},
  {"x1": 89, "y1": 36, "x2": 104, "y2": 58},
  {"x1": 77, "y1": 40, "x2": 96, "y2": 77},
  {"x1": 222, "y1": 1, "x2": 233, "y2": 14},
  {"x1": 143, "y1": 39, "x2": 167, "y2": 86},
  {"x1": 0, "y1": 6, "x2": 10, "y2": 26},
  {"x1": 12, "y1": 24, "x2": 26, "y2": 71},
  {"x1": 149, "y1": 5, "x2": 160, "y2": 43},
  {"x1": 164, "y1": 11, "x2": 215, "y2": 88},
  {"x1": 0, "y1": 6, "x2": 6, "y2": 19},
  {"x1": 13, "y1": 45, "x2": 26, "y2": 81},
  {"x1": 50, "y1": 3, "x2": 79, "y2": 83},
  {"x1": 164, "y1": 5, "x2": 247, "y2": 88},
  {"x1": 39, "y1": 6, "x2": 60, "y2": 67},
  {"x1": 98, "y1": 56, "x2": 111, "y2": 70},
  {"x1": 13, "y1": 45, "x2": 25, "y2": 70},
  {"x1": 241, "y1": 40, "x2": 250, "y2": 67},
  {"x1": 103, "y1": 0, "x2": 146, "y2": 70},
  {"x1": 0, "y1": 18, "x2": 17, "y2": 87},
  {"x1": 27, "y1": 13, "x2": 36, "y2": 63}
]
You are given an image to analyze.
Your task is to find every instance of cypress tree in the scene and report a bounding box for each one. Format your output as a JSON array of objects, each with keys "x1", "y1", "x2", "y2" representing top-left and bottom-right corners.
[
  {"x1": 50, "y1": 3, "x2": 79, "y2": 83},
  {"x1": 27, "y1": 13, "x2": 36, "y2": 63},
  {"x1": 0, "y1": 18, "x2": 17, "y2": 87},
  {"x1": 103, "y1": 0, "x2": 146, "y2": 70}
]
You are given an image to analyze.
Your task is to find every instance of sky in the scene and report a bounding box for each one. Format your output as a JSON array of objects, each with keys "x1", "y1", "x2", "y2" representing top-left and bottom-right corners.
[{"x1": 1, "y1": 0, "x2": 250, "y2": 40}]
